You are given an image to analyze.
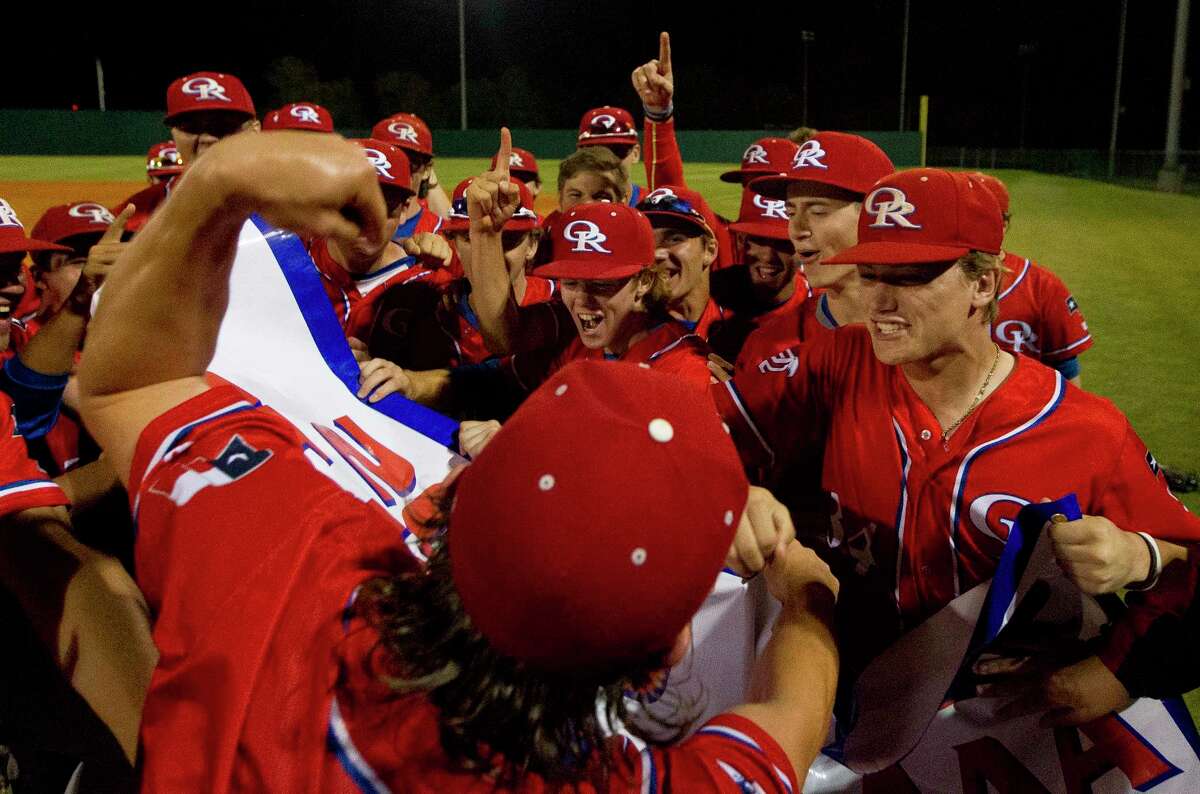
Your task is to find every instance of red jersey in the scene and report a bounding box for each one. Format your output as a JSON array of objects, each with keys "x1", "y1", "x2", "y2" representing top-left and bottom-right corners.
[
  {"x1": 446, "y1": 275, "x2": 557, "y2": 365},
  {"x1": 706, "y1": 268, "x2": 812, "y2": 365},
  {"x1": 508, "y1": 321, "x2": 712, "y2": 395},
  {"x1": 715, "y1": 325, "x2": 1200, "y2": 676},
  {"x1": 0, "y1": 391, "x2": 69, "y2": 515},
  {"x1": 129, "y1": 385, "x2": 798, "y2": 793},
  {"x1": 992, "y1": 252, "x2": 1093, "y2": 364},
  {"x1": 684, "y1": 297, "x2": 732, "y2": 341},
  {"x1": 734, "y1": 292, "x2": 840, "y2": 378}
]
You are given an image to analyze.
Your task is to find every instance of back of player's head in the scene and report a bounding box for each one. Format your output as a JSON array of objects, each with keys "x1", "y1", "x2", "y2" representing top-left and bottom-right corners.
[
  {"x1": 968, "y1": 171, "x2": 1012, "y2": 228},
  {"x1": 556, "y1": 147, "x2": 629, "y2": 200}
]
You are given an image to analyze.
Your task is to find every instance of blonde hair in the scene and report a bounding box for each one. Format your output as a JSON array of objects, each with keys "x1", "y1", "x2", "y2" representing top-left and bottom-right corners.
[
  {"x1": 557, "y1": 147, "x2": 630, "y2": 202},
  {"x1": 957, "y1": 250, "x2": 1007, "y2": 324},
  {"x1": 634, "y1": 266, "x2": 673, "y2": 315}
]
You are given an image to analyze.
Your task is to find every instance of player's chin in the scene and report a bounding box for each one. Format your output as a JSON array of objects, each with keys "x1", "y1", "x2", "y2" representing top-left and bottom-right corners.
[{"x1": 867, "y1": 333, "x2": 913, "y2": 365}]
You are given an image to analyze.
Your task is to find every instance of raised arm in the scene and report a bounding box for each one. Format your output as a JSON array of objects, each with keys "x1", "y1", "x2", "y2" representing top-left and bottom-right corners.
[
  {"x1": 632, "y1": 31, "x2": 686, "y2": 190},
  {"x1": 78, "y1": 131, "x2": 387, "y2": 485}
]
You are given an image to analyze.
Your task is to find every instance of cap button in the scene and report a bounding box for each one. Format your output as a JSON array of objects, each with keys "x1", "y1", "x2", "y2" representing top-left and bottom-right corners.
[
  {"x1": 648, "y1": 418, "x2": 674, "y2": 443},
  {"x1": 631, "y1": 547, "x2": 648, "y2": 566},
  {"x1": 538, "y1": 474, "x2": 556, "y2": 491}
]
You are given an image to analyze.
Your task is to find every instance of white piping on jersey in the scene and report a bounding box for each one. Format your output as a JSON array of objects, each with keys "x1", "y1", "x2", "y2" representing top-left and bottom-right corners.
[
  {"x1": 997, "y1": 258, "x2": 1030, "y2": 301},
  {"x1": 1045, "y1": 334, "x2": 1093, "y2": 356},
  {"x1": 891, "y1": 418, "x2": 913, "y2": 610},
  {"x1": 0, "y1": 479, "x2": 61, "y2": 498},
  {"x1": 720, "y1": 382, "x2": 776, "y2": 469},
  {"x1": 329, "y1": 696, "x2": 393, "y2": 794},
  {"x1": 815, "y1": 293, "x2": 839, "y2": 330},
  {"x1": 639, "y1": 745, "x2": 658, "y2": 794},
  {"x1": 696, "y1": 724, "x2": 764, "y2": 752},
  {"x1": 947, "y1": 372, "x2": 1066, "y2": 596},
  {"x1": 645, "y1": 331, "x2": 701, "y2": 362}
]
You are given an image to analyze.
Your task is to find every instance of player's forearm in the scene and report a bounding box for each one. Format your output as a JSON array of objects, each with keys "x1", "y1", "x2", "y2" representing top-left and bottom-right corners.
[
  {"x1": 425, "y1": 175, "x2": 451, "y2": 219},
  {"x1": 467, "y1": 228, "x2": 522, "y2": 355},
  {"x1": 17, "y1": 303, "x2": 87, "y2": 376},
  {"x1": 733, "y1": 584, "x2": 838, "y2": 776}
]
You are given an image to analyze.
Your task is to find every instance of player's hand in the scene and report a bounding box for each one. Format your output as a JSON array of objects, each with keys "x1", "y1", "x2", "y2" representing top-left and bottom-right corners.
[
  {"x1": 401, "y1": 232, "x2": 453, "y2": 270},
  {"x1": 347, "y1": 336, "x2": 370, "y2": 364},
  {"x1": 726, "y1": 486, "x2": 796, "y2": 578},
  {"x1": 458, "y1": 419, "x2": 502, "y2": 459},
  {"x1": 467, "y1": 128, "x2": 521, "y2": 235},
  {"x1": 1048, "y1": 512, "x2": 1150, "y2": 594},
  {"x1": 66, "y1": 205, "x2": 135, "y2": 315},
  {"x1": 631, "y1": 32, "x2": 674, "y2": 114},
  {"x1": 357, "y1": 357, "x2": 410, "y2": 403},
  {"x1": 763, "y1": 538, "x2": 839, "y2": 607},
  {"x1": 974, "y1": 654, "x2": 1132, "y2": 726},
  {"x1": 193, "y1": 131, "x2": 387, "y2": 258}
]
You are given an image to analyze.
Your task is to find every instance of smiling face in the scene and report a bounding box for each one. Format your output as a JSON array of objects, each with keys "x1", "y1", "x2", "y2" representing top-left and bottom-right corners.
[
  {"x1": 742, "y1": 234, "x2": 796, "y2": 299},
  {"x1": 32, "y1": 250, "x2": 86, "y2": 315},
  {"x1": 559, "y1": 275, "x2": 649, "y2": 354},
  {"x1": 785, "y1": 181, "x2": 861, "y2": 289},
  {"x1": 652, "y1": 224, "x2": 716, "y2": 303},
  {"x1": 857, "y1": 261, "x2": 999, "y2": 366},
  {"x1": 0, "y1": 252, "x2": 27, "y2": 350}
]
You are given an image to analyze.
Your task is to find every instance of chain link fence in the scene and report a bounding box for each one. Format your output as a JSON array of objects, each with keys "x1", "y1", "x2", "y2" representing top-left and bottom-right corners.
[{"x1": 927, "y1": 146, "x2": 1200, "y2": 193}]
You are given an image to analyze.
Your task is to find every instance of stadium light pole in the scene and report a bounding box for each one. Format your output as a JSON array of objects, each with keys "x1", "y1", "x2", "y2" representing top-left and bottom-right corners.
[
  {"x1": 95, "y1": 57, "x2": 106, "y2": 112},
  {"x1": 801, "y1": 30, "x2": 816, "y2": 126},
  {"x1": 1157, "y1": 0, "x2": 1190, "y2": 192},
  {"x1": 1108, "y1": 0, "x2": 1127, "y2": 180},
  {"x1": 899, "y1": 0, "x2": 910, "y2": 131},
  {"x1": 458, "y1": 0, "x2": 468, "y2": 131}
]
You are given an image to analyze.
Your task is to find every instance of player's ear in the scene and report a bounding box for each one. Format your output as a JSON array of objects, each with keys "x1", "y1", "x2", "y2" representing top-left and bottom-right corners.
[{"x1": 701, "y1": 234, "x2": 717, "y2": 268}]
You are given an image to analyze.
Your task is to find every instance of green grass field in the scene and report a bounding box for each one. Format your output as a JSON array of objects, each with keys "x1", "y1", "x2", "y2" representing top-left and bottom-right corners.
[{"x1": 1, "y1": 153, "x2": 1199, "y2": 720}]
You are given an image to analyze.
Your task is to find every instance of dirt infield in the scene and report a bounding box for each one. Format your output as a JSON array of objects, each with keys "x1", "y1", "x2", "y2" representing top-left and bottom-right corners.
[{"x1": 0, "y1": 180, "x2": 144, "y2": 228}]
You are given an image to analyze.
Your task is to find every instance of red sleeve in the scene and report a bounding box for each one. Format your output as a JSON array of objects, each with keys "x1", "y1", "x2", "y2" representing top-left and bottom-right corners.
[
  {"x1": 0, "y1": 393, "x2": 69, "y2": 515},
  {"x1": 644, "y1": 116, "x2": 687, "y2": 191},
  {"x1": 1030, "y1": 265, "x2": 1093, "y2": 362},
  {"x1": 643, "y1": 713, "x2": 799, "y2": 793}
]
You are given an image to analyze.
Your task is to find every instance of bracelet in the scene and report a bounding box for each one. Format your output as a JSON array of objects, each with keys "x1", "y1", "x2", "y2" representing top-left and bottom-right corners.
[
  {"x1": 1126, "y1": 532, "x2": 1163, "y2": 591},
  {"x1": 643, "y1": 102, "x2": 674, "y2": 122}
]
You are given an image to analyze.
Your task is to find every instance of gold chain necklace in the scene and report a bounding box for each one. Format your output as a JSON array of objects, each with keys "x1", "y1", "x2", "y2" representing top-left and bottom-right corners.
[{"x1": 941, "y1": 344, "x2": 1001, "y2": 448}]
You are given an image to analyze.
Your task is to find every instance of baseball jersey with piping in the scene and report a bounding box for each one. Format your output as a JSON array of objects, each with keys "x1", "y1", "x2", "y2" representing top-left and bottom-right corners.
[{"x1": 992, "y1": 252, "x2": 1093, "y2": 364}]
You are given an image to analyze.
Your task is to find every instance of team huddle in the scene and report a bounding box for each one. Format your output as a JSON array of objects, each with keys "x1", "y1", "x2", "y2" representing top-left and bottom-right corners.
[{"x1": 1, "y1": 31, "x2": 1199, "y2": 793}]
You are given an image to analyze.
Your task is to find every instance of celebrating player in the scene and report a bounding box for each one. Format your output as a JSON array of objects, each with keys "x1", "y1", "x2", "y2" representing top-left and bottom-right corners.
[
  {"x1": 144, "y1": 141, "x2": 184, "y2": 185},
  {"x1": 261, "y1": 102, "x2": 335, "y2": 133},
  {"x1": 77, "y1": 129, "x2": 842, "y2": 792},
  {"x1": 371, "y1": 111, "x2": 451, "y2": 223}
]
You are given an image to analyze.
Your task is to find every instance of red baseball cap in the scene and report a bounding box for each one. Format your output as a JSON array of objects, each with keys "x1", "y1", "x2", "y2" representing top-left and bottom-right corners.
[
  {"x1": 451, "y1": 360, "x2": 748, "y2": 672},
  {"x1": 30, "y1": 202, "x2": 114, "y2": 247},
  {"x1": 969, "y1": 172, "x2": 1010, "y2": 216},
  {"x1": 371, "y1": 113, "x2": 433, "y2": 158},
  {"x1": 749, "y1": 131, "x2": 895, "y2": 200},
  {"x1": 351, "y1": 139, "x2": 414, "y2": 194},
  {"x1": 577, "y1": 106, "x2": 639, "y2": 147},
  {"x1": 636, "y1": 185, "x2": 718, "y2": 239},
  {"x1": 146, "y1": 142, "x2": 185, "y2": 177},
  {"x1": 727, "y1": 188, "x2": 791, "y2": 241},
  {"x1": 0, "y1": 199, "x2": 70, "y2": 255},
  {"x1": 825, "y1": 169, "x2": 1004, "y2": 266},
  {"x1": 490, "y1": 146, "x2": 540, "y2": 182},
  {"x1": 263, "y1": 102, "x2": 335, "y2": 133},
  {"x1": 443, "y1": 177, "x2": 539, "y2": 234},
  {"x1": 719, "y1": 137, "x2": 800, "y2": 184},
  {"x1": 164, "y1": 72, "x2": 256, "y2": 125},
  {"x1": 533, "y1": 203, "x2": 655, "y2": 280}
]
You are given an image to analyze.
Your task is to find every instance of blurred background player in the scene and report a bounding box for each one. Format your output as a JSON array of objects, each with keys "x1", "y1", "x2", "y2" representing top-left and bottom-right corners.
[
  {"x1": 144, "y1": 141, "x2": 184, "y2": 186},
  {"x1": 371, "y1": 111, "x2": 451, "y2": 225},
  {"x1": 116, "y1": 71, "x2": 259, "y2": 233},
  {"x1": 577, "y1": 105, "x2": 646, "y2": 205},
  {"x1": 490, "y1": 145, "x2": 542, "y2": 199},
  {"x1": 261, "y1": 101, "x2": 335, "y2": 133}
]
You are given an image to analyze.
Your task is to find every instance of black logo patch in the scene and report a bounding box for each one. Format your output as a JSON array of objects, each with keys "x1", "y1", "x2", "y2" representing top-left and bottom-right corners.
[
  {"x1": 1147, "y1": 450, "x2": 1160, "y2": 477},
  {"x1": 210, "y1": 435, "x2": 272, "y2": 480},
  {"x1": 1066, "y1": 295, "x2": 1079, "y2": 314}
]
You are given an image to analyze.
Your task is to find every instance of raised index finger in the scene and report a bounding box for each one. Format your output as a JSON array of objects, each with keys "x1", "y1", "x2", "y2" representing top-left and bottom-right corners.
[
  {"x1": 659, "y1": 31, "x2": 672, "y2": 75},
  {"x1": 495, "y1": 127, "x2": 512, "y2": 183},
  {"x1": 100, "y1": 204, "x2": 136, "y2": 244}
]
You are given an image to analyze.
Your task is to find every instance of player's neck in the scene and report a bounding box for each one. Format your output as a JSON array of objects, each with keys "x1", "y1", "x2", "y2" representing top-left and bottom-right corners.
[
  {"x1": 901, "y1": 330, "x2": 1015, "y2": 438},
  {"x1": 510, "y1": 268, "x2": 527, "y2": 304},
  {"x1": 605, "y1": 315, "x2": 654, "y2": 358},
  {"x1": 672, "y1": 278, "x2": 711, "y2": 322}
]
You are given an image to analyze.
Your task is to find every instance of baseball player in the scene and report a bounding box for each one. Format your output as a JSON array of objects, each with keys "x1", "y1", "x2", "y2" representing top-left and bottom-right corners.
[
  {"x1": 115, "y1": 71, "x2": 259, "y2": 233},
  {"x1": 970, "y1": 172, "x2": 1092, "y2": 386},
  {"x1": 145, "y1": 141, "x2": 184, "y2": 185},
  {"x1": 262, "y1": 101, "x2": 335, "y2": 133},
  {"x1": 371, "y1": 111, "x2": 451, "y2": 225},
  {"x1": 577, "y1": 105, "x2": 648, "y2": 205},
  {"x1": 75, "y1": 128, "x2": 841, "y2": 791},
  {"x1": 715, "y1": 167, "x2": 1200, "y2": 727},
  {"x1": 490, "y1": 145, "x2": 542, "y2": 198}
]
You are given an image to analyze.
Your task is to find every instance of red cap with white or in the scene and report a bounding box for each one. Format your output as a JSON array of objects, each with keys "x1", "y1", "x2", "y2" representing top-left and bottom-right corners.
[
  {"x1": 749, "y1": 131, "x2": 895, "y2": 200},
  {"x1": 636, "y1": 185, "x2": 718, "y2": 239},
  {"x1": 0, "y1": 199, "x2": 70, "y2": 255},
  {"x1": 727, "y1": 188, "x2": 791, "y2": 241},
  {"x1": 576, "y1": 106, "x2": 639, "y2": 147},
  {"x1": 371, "y1": 113, "x2": 433, "y2": 157},
  {"x1": 262, "y1": 103, "x2": 335, "y2": 133},
  {"x1": 969, "y1": 172, "x2": 1010, "y2": 216},
  {"x1": 164, "y1": 71, "x2": 256, "y2": 125},
  {"x1": 490, "y1": 146, "x2": 540, "y2": 181},
  {"x1": 444, "y1": 177, "x2": 539, "y2": 234},
  {"x1": 30, "y1": 202, "x2": 114, "y2": 246},
  {"x1": 351, "y1": 139, "x2": 414, "y2": 194},
  {"x1": 720, "y1": 137, "x2": 800, "y2": 184},
  {"x1": 824, "y1": 169, "x2": 1004, "y2": 266},
  {"x1": 146, "y1": 142, "x2": 185, "y2": 177},
  {"x1": 451, "y1": 360, "x2": 748, "y2": 672},
  {"x1": 533, "y1": 203, "x2": 655, "y2": 280}
]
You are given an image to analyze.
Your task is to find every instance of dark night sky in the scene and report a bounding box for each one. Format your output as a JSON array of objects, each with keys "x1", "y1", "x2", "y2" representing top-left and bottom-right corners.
[{"x1": 8, "y1": 0, "x2": 1197, "y2": 150}]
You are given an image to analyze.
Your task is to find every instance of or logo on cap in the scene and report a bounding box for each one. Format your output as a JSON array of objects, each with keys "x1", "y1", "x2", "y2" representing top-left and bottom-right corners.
[
  {"x1": 509, "y1": 152, "x2": 525, "y2": 168},
  {"x1": 792, "y1": 139, "x2": 829, "y2": 170},
  {"x1": 181, "y1": 76, "x2": 231, "y2": 103},
  {"x1": 592, "y1": 114, "x2": 618, "y2": 129},
  {"x1": 0, "y1": 200, "x2": 23, "y2": 229},
  {"x1": 290, "y1": 105, "x2": 321, "y2": 124},
  {"x1": 386, "y1": 122, "x2": 420, "y2": 144},
  {"x1": 68, "y1": 203, "x2": 115, "y2": 225},
  {"x1": 865, "y1": 187, "x2": 922, "y2": 229},
  {"x1": 753, "y1": 194, "x2": 788, "y2": 220},
  {"x1": 363, "y1": 148, "x2": 395, "y2": 180},
  {"x1": 644, "y1": 187, "x2": 678, "y2": 205},
  {"x1": 743, "y1": 144, "x2": 769, "y2": 165},
  {"x1": 563, "y1": 219, "x2": 612, "y2": 254}
]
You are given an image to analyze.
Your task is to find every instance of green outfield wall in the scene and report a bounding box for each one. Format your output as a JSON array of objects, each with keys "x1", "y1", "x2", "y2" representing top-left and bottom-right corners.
[{"x1": 0, "y1": 110, "x2": 922, "y2": 166}]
